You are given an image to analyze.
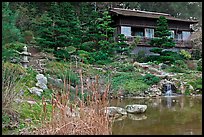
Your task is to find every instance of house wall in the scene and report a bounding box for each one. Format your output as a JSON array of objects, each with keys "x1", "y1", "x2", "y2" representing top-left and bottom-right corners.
[{"x1": 117, "y1": 16, "x2": 191, "y2": 31}]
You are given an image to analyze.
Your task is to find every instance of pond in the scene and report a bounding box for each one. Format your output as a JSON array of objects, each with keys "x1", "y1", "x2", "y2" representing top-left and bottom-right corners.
[{"x1": 111, "y1": 95, "x2": 202, "y2": 135}]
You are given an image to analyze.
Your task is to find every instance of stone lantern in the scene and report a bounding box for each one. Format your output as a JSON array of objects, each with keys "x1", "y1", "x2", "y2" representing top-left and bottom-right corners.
[{"x1": 19, "y1": 45, "x2": 31, "y2": 68}]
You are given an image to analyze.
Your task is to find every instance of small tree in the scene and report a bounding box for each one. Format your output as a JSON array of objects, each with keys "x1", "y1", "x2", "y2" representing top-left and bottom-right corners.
[
  {"x1": 150, "y1": 16, "x2": 175, "y2": 48},
  {"x1": 96, "y1": 11, "x2": 115, "y2": 55}
]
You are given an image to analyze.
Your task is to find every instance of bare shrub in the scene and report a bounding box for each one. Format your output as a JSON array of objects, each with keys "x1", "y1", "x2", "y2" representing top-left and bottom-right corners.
[{"x1": 33, "y1": 68, "x2": 112, "y2": 135}]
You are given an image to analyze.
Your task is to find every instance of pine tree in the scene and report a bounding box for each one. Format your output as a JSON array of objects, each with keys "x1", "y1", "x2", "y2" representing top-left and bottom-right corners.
[
  {"x1": 35, "y1": 2, "x2": 81, "y2": 52},
  {"x1": 96, "y1": 11, "x2": 115, "y2": 54},
  {"x1": 2, "y1": 2, "x2": 22, "y2": 45},
  {"x1": 150, "y1": 16, "x2": 175, "y2": 48}
]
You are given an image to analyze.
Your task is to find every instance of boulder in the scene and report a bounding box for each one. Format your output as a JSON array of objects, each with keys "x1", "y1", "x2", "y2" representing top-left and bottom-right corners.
[
  {"x1": 103, "y1": 107, "x2": 127, "y2": 116},
  {"x1": 36, "y1": 74, "x2": 47, "y2": 84},
  {"x1": 28, "y1": 87, "x2": 43, "y2": 96},
  {"x1": 36, "y1": 82, "x2": 47, "y2": 90},
  {"x1": 125, "y1": 104, "x2": 147, "y2": 113},
  {"x1": 36, "y1": 74, "x2": 48, "y2": 90}
]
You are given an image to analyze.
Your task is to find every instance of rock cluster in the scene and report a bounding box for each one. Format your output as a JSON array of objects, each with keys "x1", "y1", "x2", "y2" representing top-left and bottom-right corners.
[{"x1": 28, "y1": 74, "x2": 48, "y2": 96}]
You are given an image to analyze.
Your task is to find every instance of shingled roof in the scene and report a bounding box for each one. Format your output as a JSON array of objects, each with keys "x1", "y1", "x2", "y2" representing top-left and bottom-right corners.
[{"x1": 110, "y1": 8, "x2": 198, "y2": 23}]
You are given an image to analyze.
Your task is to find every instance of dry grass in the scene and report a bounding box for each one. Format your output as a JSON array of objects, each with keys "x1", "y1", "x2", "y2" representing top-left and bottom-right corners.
[
  {"x1": 33, "y1": 68, "x2": 112, "y2": 135},
  {"x1": 2, "y1": 62, "x2": 26, "y2": 116}
]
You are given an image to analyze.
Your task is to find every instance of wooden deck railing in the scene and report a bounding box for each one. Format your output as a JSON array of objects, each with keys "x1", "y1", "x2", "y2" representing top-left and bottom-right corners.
[{"x1": 122, "y1": 36, "x2": 192, "y2": 48}]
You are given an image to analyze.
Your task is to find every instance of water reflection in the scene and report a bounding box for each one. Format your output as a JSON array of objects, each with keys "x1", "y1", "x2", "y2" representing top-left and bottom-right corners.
[{"x1": 111, "y1": 96, "x2": 202, "y2": 135}]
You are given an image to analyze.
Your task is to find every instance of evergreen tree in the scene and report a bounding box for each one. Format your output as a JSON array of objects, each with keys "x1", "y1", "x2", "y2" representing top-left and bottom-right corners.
[
  {"x1": 96, "y1": 11, "x2": 115, "y2": 54},
  {"x1": 150, "y1": 16, "x2": 175, "y2": 48},
  {"x1": 35, "y1": 2, "x2": 81, "y2": 52},
  {"x1": 2, "y1": 2, "x2": 22, "y2": 45}
]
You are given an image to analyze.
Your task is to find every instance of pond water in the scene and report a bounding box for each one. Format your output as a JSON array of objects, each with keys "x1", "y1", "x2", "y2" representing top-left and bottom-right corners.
[{"x1": 111, "y1": 96, "x2": 202, "y2": 135}]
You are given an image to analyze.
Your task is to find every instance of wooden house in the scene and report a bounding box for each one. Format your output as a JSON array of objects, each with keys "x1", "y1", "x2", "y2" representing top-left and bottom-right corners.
[{"x1": 109, "y1": 8, "x2": 198, "y2": 54}]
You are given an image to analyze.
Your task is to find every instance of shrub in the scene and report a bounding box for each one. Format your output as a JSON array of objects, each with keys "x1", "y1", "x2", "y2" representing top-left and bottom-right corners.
[
  {"x1": 80, "y1": 41, "x2": 96, "y2": 52},
  {"x1": 174, "y1": 60, "x2": 187, "y2": 69},
  {"x1": 179, "y1": 49, "x2": 191, "y2": 59},
  {"x1": 188, "y1": 78, "x2": 202, "y2": 91},
  {"x1": 191, "y1": 49, "x2": 202, "y2": 60},
  {"x1": 77, "y1": 50, "x2": 94, "y2": 64},
  {"x1": 54, "y1": 49, "x2": 71, "y2": 61},
  {"x1": 142, "y1": 73, "x2": 161, "y2": 85},
  {"x1": 133, "y1": 50, "x2": 147, "y2": 62},
  {"x1": 150, "y1": 47, "x2": 163, "y2": 54},
  {"x1": 158, "y1": 56, "x2": 175, "y2": 64},
  {"x1": 45, "y1": 61, "x2": 79, "y2": 85},
  {"x1": 117, "y1": 63, "x2": 135, "y2": 72}
]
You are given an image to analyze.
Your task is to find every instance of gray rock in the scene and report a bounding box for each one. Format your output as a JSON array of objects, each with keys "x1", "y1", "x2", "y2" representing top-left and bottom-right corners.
[
  {"x1": 36, "y1": 74, "x2": 47, "y2": 84},
  {"x1": 103, "y1": 107, "x2": 127, "y2": 116},
  {"x1": 36, "y1": 74, "x2": 48, "y2": 90},
  {"x1": 28, "y1": 87, "x2": 43, "y2": 96},
  {"x1": 36, "y1": 82, "x2": 48, "y2": 90},
  {"x1": 125, "y1": 104, "x2": 147, "y2": 113}
]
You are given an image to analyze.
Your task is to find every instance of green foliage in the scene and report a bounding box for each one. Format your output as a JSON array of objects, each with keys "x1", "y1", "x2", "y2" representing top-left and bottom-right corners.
[
  {"x1": 77, "y1": 50, "x2": 94, "y2": 64},
  {"x1": 150, "y1": 48, "x2": 163, "y2": 54},
  {"x1": 168, "y1": 60, "x2": 188, "y2": 73},
  {"x1": 19, "y1": 102, "x2": 52, "y2": 125},
  {"x1": 142, "y1": 73, "x2": 161, "y2": 85},
  {"x1": 45, "y1": 61, "x2": 79, "y2": 85},
  {"x1": 111, "y1": 72, "x2": 145, "y2": 92},
  {"x1": 117, "y1": 63, "x2": 135, "y2": 72},
  {"x1": 188, "y1": 78, "x2": 202, "y2": 91},
  {"x1": 169, "y1": 60, "x2": 187, "y2": 73},
  {"x1": 197, "y1": 59, "x2": 202, "y2": 71},
  {"x1": 133, "y1": 50, "x2": 147, "y2": 62},
  {"x1": 96, "y1": 11, "x2": 115, "y2": 55},
  {"x1": 2, "y1": 62, "x2": 26, "y2": 115},
  {"x1": 2, "y1": 2, "x2": 22, "y2": 46},
  {"x1": 21, "y1": 67, "x2": 38, "y2": 88},
  {"x1": 191, "y1": 49, "x2": 202, "y2": 60},
  {"x1": 124, "y1": 80, "x2": 149, "y2": 94},
  {"x1": 2, "y1": 114, "x2": 11, "y2": 125},
  {"x1": 149, "y1": 16, "x2": 175, "y2": 55},
  {"x1": 53, "y1": 49, "x2": 70, "y2": 61},
  {"x1": 115, "y1": 34, "x2": 129, "y2": 55},
  {"x1": 35, "y1": 2, "x2": 81, "y2": 53},
  {"x1": 80, "y1": 41, "x2": 96, "y2": 52},
  {"x1": 23, "y1": 30, "x2": 34, "y2": 44},
  {"x1": 179, "y1": 49, "x2": 191, "y2": 59}
]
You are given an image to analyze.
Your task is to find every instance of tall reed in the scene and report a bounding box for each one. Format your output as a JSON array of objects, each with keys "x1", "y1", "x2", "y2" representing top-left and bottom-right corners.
[{"x1": 34, "y1": 67, "x2": 112, "y2": 135}]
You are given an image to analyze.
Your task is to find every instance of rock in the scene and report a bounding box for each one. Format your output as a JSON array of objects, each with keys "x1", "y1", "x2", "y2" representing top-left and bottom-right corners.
[
  {"x1": 36, "y1": 74, "x2": 48, "y2": 90},
  {"x1": 103, "y1": 107, "x2": 127, "y2": 116},
  {"x1": 180, "y1": 82, "x2": 186, "y2": 94},
  {"x1": 28, "y1": 87, "x2": 43, "y2": 96},
  {"x1": 36, "y1": 82, "x2": 47, "y2": 90},
  {"x1": 36, "y1": 74, "x2": 47, "y2": 84},
  {"x1": 125, "y1": 104, "x2": 147, "y2": 114},
  {"x1": 27, "y1": 100, "x2": 37, "y2": 105},
  {"x1": 144, "y1": 90, "x2": 149, "y2": 94},
  {"x1": 188, "y1": 85, "x2": 194, "y2": 92},
  {"x1": 127, "y1": 114, "x2": 147, "y2": 120}
]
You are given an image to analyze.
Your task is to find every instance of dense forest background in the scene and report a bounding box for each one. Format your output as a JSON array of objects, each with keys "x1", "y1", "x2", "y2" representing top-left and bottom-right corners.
[{"x1": 2, "y1": 2, "x2": 202, "y2": 62}]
